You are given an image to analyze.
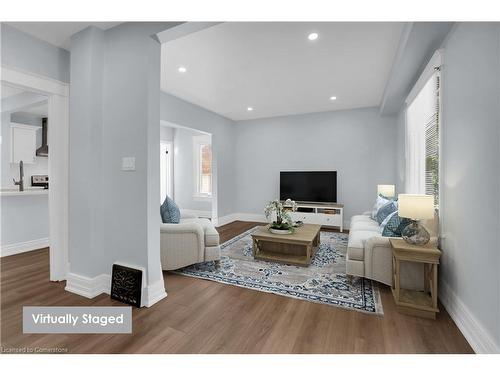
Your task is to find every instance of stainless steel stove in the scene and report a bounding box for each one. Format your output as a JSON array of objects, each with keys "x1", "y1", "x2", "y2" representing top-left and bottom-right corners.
[{"x1": 31, "y1": 175, "x2": 49, "y2": 189}]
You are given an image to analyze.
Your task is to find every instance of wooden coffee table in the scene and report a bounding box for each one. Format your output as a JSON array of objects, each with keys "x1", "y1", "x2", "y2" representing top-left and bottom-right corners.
[{"x1": 251, "y1": 224, "x2": 321, "y2": 266}]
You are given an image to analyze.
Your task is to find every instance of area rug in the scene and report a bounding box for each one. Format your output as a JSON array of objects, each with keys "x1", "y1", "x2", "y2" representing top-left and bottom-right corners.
[{"x1": 174, "y1": 227, "x2": 383, "y2": 315}]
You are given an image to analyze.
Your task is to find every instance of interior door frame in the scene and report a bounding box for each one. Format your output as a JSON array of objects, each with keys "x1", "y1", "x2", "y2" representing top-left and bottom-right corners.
[
  {"x1": 1, "y1": 66, "x2": 69, "y2": 281},
  {"x1": 160, "y1": 140, "x2": 173, "y2": 200}
]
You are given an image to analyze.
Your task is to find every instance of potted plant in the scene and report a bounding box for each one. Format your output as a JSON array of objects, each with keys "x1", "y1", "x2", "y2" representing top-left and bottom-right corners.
[{"x1": 264, "y1": 199, "x2": 297, "y2": 234}]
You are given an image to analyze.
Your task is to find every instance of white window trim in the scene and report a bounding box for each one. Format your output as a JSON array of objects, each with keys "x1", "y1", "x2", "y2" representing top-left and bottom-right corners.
[
  {"x1": 160, "y1": 140, "x2": 173, "y2": 203},
  {"x1": 193, "y1": 134, "x2": 212, "y2": 200},
  {"x1": 406, "y1": 49, "x2": 444, "y2": 106},
  {"x1": 404, "y1": 49, "x2": 443, "y2": 205}
]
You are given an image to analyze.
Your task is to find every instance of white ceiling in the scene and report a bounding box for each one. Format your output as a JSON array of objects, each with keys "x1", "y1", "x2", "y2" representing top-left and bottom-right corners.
[
  {"x1": 1, "y1": 85, "x2": 25, "y2": 99},
  {"x1": 17, "y1": 103, "x2": 48, "y2": 117},
  {"x1": 161, "y1": 22, "x2": 405, "y2": 121},
  {"x1": 5, "y1": 22, "x2": 121, "y2": 50}
]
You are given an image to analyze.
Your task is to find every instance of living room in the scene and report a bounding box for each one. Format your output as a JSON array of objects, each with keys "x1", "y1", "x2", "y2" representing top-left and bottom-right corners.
[{"x1": 1, "y1": 0, "x2": 499, "y2": 371}]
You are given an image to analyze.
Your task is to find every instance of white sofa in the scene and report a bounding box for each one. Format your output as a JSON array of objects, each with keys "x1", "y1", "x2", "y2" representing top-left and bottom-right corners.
[
  {"x1": 346, "y1": 210, "x2": 438, "y2": 289},
  {"x1": 160, "y1": 212, "x2": 221, "y2": 270}
]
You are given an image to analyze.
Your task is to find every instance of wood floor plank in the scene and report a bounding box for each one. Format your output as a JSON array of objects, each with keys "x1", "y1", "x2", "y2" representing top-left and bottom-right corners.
[{"x1": 0, "y1": 221, "x2": 474, "y2": 353}]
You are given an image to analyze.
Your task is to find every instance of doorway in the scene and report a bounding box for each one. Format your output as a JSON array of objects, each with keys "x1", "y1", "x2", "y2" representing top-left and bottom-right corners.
[{"x1": 1, "y1": 67, "x2": 69, "y2": 281}]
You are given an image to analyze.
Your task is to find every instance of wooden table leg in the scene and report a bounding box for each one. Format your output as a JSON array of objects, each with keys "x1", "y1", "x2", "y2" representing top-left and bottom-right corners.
[
  {"x1": 424, "y1": 263, "x2": 429, "y2": 294},
  {"x1": 432, "y1": 263, "x2": 438, "y2": 310},
  {"x1": 394, "y1": 257, "x2": 400, "y2": 302}
]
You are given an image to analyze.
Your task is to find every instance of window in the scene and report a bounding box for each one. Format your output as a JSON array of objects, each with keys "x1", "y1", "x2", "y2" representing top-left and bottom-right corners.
[
  {"x1": 160, "y1": 141, "x2": 173, "y2": 203},
  {"x1": 193, "y1": 135, "x2": 212, "y2": 198},
  {"x1": 405, "y1": 51, "x2": 442, "y2": 207}
]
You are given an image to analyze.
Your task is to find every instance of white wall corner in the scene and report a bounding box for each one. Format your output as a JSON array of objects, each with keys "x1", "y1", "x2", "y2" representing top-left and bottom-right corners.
[
  {"x1": 1, "y1": 238, "x2": 49, "y2": 257},
  {"x1": 439, "y1": 279, "x2": 500, "y2": 354}
]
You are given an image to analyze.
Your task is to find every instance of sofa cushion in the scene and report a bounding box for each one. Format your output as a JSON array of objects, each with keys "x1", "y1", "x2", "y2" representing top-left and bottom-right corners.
[
  {"x1": 351, "y1": 214, "x2": 373, "y2": 224},
  {"x1": 181, "y1": 218, "x2": 220, "y2": 247},
  {"x1": 160, "y1": 195, "x2": 180, "y2": 224},
  {"x1": 350, "y1": 220, "x2": 380, "y2": 232},
  {"x1": 347, "y1": 229, "x2": 382, "y2": 261}
]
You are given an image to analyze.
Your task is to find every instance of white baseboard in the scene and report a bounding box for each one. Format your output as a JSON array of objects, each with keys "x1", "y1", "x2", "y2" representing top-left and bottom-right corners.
[
  {"x1": 65, "y1": 272, "x2": 110, "y2": 299},
  {"x1": 65, "y1": 270, "x2": 167, "y2": 308},
  {"x1": 440, "y1": 279, "x2": 499, "y2": 353},
  {"x1": 216, "y1": 213, "x2": 242, "y2": 226},
  {"x1": 143, "y1": 279, "x2": 168, "y2": 307},
  {"x1": 1, "y1": 237, "x2": 49, "y2": 257},
  {"x1": 216, "y1": 212, "x2": 266, "y2": 227}
]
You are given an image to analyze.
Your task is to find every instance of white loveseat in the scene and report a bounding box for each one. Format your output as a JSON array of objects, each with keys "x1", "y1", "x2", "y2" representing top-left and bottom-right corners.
[
  {"x1": 160, "y1": 211, "x2": 221, "y2": 270},
  {"x1": 346, "y1": 210, "x2": 438, "y2": 289}
]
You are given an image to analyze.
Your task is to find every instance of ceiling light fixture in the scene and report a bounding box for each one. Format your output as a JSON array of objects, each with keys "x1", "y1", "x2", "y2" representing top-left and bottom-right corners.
[
  {"x1": 330, "y1": 96, "x2": 337, "y2": 101},
  {"x1": 247, "y1": 107, "x2": 253, "y2": 111},
  {"x1": 178, "y1": 66, "x2": 187, "y2": 73},
  {"x1": 308, "y1": 32, "x2": 319, "y2": 41}
]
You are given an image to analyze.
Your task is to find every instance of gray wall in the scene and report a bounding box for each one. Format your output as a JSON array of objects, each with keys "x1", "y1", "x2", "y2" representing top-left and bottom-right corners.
[
  {"x1": 396, "y1": 22, "x2": 500, "y2": 351},
  {"x1": 1, "y1": 24, "x2": 70, "y2": 83},
  {"x1": 439, "y1": 22, "x2": 500, "y2": 350},
  {"x1": 234, "y1": 108, "x2": 398, "y2": 224},
  {"x1": 160, "y1": 92, "x2": 236, "y2": 218}
]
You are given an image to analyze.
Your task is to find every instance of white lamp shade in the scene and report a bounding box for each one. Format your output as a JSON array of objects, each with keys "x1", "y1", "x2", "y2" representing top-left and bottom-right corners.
[
  {"x1": 377, "y1": 184, "x2": 395, "y2": 198},
  {"x1": 398, "y1": 194, "x2": 435, "y2": 220}
]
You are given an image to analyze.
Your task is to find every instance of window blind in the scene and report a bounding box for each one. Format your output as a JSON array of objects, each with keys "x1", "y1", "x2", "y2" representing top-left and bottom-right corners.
[
  {"x1": 405, "y1": 70, "x2": 440, "y2": 206},
  {"x1": 425, "y1": 72, "x2": 440, "y2": 206}
]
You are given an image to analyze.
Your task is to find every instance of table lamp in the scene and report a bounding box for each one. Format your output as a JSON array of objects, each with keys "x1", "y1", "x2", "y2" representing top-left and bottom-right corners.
[
  {"x1": 398, "y1": 194, "x2": 434, "y2": 245},
  {"x1": 377, "y1": 184, "x2": 395, "y2": 198}
]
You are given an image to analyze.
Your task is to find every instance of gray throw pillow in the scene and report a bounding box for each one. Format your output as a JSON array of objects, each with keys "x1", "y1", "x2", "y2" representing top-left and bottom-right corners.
[{"x1": 160, "y1": 195, "x2": 180, "y2": 224}]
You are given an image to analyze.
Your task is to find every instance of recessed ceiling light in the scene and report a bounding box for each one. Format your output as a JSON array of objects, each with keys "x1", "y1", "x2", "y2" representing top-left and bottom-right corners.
[
  {"x1": 178, "y1": 66, "x2": 187, "y2": 73},
  {"x1": 330, "y1": 96, "x2": 337, "y2": 101},
  {"x1": 247, "y1": 107, "x2": 253, "y2": 111},
  {"x1": 308, "y1": 32, "x2": 319, "y2": 41}
]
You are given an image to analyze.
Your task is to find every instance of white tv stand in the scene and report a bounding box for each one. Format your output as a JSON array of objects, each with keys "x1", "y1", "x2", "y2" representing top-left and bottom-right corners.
[{"x1": 283, "y1": 202, "x2": 344, "y2": 232}]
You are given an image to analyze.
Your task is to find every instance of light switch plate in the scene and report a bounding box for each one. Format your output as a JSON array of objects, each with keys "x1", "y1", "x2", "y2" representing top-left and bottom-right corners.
[{"x1": 122, "y1": 157, "x2": 135, "y2": 171}]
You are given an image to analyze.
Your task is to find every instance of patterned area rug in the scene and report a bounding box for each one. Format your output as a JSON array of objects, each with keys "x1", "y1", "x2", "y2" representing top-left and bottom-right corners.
[{"x1": 174, "y1": 227, "x2": 383, "y2": 315}]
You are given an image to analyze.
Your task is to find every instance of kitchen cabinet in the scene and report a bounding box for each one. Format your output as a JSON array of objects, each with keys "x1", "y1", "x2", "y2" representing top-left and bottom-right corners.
[{"x1": 10, "y1": 123, "x2": 39, "y2": 164}]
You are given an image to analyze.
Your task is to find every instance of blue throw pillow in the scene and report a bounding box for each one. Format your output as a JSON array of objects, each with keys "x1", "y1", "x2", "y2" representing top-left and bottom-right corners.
[
  {"x1": 376, "y1": 201, "x2": 397, "y2": 225},
  {"x1": 160, "y1": 195, "x2": 180, "y2": 224},
  {"x1": 380, "y1": 211, "x2": 412, "y2": 237}
]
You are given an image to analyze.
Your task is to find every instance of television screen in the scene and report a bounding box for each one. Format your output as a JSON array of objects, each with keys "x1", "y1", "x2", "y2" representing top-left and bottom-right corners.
[{"x1": 280, "y1": 171, "x2": 337, "y2": 203}]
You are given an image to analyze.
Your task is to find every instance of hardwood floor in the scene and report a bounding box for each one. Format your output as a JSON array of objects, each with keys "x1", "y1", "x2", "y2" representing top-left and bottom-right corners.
[{"x1": 0, "y1": 221, "x2": 473, "y2": 354}]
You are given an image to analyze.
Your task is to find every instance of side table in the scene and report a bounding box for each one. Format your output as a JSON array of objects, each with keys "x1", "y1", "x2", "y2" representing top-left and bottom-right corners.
[{"x1": 389, "y1": 238, "x2": 442, "y2": 319}]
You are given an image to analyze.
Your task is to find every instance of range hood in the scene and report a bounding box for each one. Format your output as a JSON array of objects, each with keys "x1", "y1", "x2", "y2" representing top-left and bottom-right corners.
[{"x1": 36, "y1": 117, "x2": 48, "y2": 157}]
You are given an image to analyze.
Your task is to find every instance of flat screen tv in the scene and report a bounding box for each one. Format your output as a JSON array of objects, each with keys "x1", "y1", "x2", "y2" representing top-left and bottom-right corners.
[{"x1": 280, "y1": 171, "x2": 337, "y2": 203}]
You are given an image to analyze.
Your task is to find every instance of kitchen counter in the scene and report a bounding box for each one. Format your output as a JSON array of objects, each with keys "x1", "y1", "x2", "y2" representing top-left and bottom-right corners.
[{"x1": 0, "y1": 188, "x2": 49, "y2": 197}]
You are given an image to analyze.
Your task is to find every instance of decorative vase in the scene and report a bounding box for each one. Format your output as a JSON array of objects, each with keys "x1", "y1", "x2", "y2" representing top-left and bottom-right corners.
[
  {"x1": 402, "y1": 220, "x2": 430, "y2": 245},
  {"x1": 269, "y1": 227, "x2": 293, "y2": 235}
]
